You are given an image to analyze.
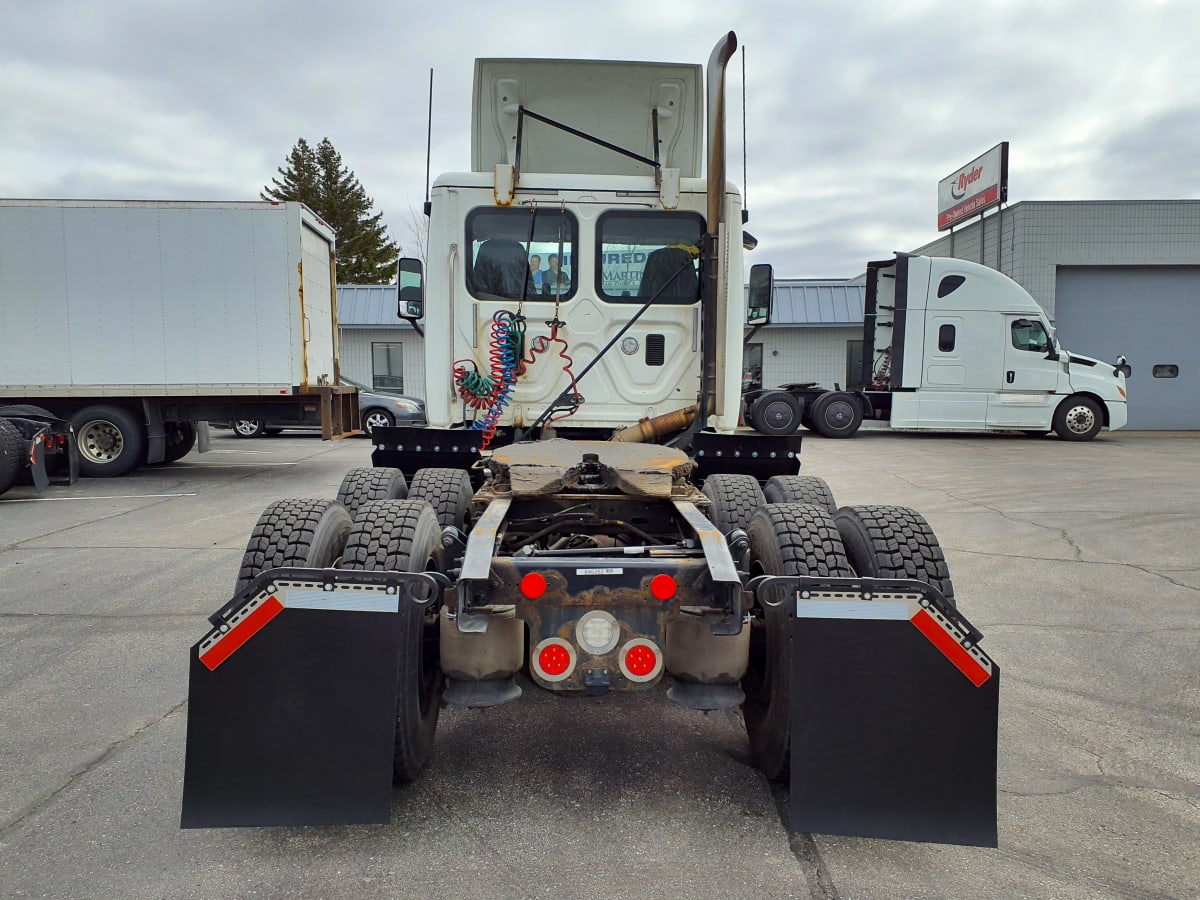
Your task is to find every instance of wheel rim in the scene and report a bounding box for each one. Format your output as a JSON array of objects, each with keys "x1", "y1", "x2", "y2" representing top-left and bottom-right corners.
[
  {"x1": 823, "y1": 399, "x2": 855, "y2": 429},
  {"x1": 1064, "y1": 405, "x2": 1096, "y2": 435},
  {"x1": 234, "y1": 420, "x2": 260, "y2": 436},
  {"x1": 364, "y1": 412, "x2": 392, "y2": 433},
  {"x1": 77, "y1": 419, "x2": 124, "y2": 464},
  {"x1": 761, "y1": 400, "x2": 795, "y2": 429}
]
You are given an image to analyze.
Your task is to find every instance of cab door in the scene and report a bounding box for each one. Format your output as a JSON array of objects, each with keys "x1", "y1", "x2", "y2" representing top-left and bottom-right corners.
[{"x1": 987, "y1": 316, "x2": 1061, "y2": 427}]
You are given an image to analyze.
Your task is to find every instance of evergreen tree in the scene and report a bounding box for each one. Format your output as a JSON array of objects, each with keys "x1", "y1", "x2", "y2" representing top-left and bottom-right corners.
[{"x1": 262, "y1": 137, "x2": 399, "y2": 284}]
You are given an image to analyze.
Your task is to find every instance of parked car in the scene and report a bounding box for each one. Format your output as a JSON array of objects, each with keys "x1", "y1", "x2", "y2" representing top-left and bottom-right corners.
[{"x1": 229, "y1": 378, "x2": 425, "y2": 438}]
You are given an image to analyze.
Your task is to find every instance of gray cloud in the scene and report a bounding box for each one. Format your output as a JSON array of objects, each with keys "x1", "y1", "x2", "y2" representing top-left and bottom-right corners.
[{"x1": 2, "y1": 0, "x2": 1198, "y2": 275}]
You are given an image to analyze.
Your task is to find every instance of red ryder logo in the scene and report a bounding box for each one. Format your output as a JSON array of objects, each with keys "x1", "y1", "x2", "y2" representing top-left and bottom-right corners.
[{"x1": 951, "y1": 166, "x2": 983, "y2": 200}]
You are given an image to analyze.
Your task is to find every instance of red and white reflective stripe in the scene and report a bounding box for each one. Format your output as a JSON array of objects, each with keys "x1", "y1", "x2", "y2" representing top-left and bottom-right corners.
[
  {"x1": 910, "y1": 607, "x2": 992, "y2": 687},
  {"x1": 199, "y1": 595, "x2": 284, "y2": 671}
]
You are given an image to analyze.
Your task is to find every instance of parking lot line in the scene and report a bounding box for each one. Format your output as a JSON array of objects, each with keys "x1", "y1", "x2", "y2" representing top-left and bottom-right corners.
[{"x1": 0, "y1": 493, "x2": 198, "y2": 503}]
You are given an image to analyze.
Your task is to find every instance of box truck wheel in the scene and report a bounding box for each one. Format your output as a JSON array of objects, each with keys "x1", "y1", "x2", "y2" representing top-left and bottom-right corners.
[
  {"x1": 744, "y1": 503, "x2": 853, "y2": 781},
  {"x1": 749, "y1": 391, "x2": 801, "y2": 436},
  {"x1": 834, "y1": 506, "x2": 955, "y2": 607},
  {"x1": 809, "y1": 392, "x2": 863, "y2": 438},
  {"x1": 0, "y1": 419, "x2": 24, "y2": 496},
  {"x1": 762, "y1": 475, "x2": 837, "y2": 518},
  {"x1": 407, "y1": 468, "x2": 474, "y2": 530},
  {"x1": 702, "y1": 473, "x2": 766, "y2": 532},
  {"x1": 1053, "y1": 395, "x2": 1103, "y2": 441},
  {"x1": 157, "y1": 422, "x2": 196, "y2": 464},
  {"x1": 233, "y1": 498, "x2": 353, "y2": 593},
  {"x1": 71, "y1": 405, "x2": 146, "y2": 477},
  {"x1": 336, "y1": 467, "x2": 409, "y2": 521},
  {"x1": 342, "y1": 499, "x2": 444, "y2": 781}
]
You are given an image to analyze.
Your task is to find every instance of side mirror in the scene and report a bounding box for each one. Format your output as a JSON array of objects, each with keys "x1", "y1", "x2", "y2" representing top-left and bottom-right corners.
[
  {"x1": 1114, "y1": 355, "x2": 1132, "y2": 378},
  {"x1": 747, "y1": 263, "x2": 773, "y2": 326},
  {"x1": 396, "y1": 258, "x2": 424, "y2": 320}
]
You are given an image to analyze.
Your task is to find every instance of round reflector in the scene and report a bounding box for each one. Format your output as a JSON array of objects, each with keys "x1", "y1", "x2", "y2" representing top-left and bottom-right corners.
[
  {"x1": 520, "y1": 572, "x2": 548, "y2": 599},
  {"x1": 650, "y1": 574, "x2": 676, "y2": 601},
  {"x1": 619, "y1": 639, "x2": 663, "y2": 682},
  {"x1": 538, "y1": 643, "x2": 571, "y2": 677}
]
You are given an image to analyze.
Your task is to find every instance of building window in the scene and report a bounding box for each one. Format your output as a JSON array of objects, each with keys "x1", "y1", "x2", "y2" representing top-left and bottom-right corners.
[
  {"x1": 372, "y1": 342, "x2": 404, "y2": 391},
  {"x1": 938, "y1": 324, "x2": 956, "y2": 352}
]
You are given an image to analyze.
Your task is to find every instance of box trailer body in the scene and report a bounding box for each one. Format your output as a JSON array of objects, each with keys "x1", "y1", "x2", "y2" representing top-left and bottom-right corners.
[
  {"x1": 183, "y1": 35, "x2": 1000, "y2": 846},
  {"x1": 0, "y1": 200, "x2": 357, "y2": 475},
  {"x1": 746, "y1": 254, "x2": 1129, "y2": 441}
]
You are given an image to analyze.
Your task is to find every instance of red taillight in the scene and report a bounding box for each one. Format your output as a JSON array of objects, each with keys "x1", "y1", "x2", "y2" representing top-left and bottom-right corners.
[
  {"x1": 619, "y1": 639, "x2": 663, "y2": 682},
  {"x1": 520, "y1": 572, "x2": 547, "y2": 599},
  {"x1": 532, "y1": 638, "x2": 576, "y2": 682},
  {"x1": 538, "y1": 643, "x2": 571, "y2": 676},
  {"x1": 650, "y1": 574, "x2": 676, "y2": 601},
  {"x1": 56, "y1": 434, "x2": 68, "y2": 448}
]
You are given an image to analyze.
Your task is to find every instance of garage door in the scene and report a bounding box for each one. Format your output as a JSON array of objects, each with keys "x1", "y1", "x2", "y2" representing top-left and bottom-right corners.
[{"x1": 1055, "y1": 266, "x2": 1200, "y2": 430}]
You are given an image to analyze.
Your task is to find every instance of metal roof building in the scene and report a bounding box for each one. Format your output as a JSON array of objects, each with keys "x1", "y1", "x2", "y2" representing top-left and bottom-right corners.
[
  {"x1": 763, "y1": 279, "x2": 865, "y2": 327},
  {"x1": 336, "y1": 284, "x2": 417, "y2": 329}
]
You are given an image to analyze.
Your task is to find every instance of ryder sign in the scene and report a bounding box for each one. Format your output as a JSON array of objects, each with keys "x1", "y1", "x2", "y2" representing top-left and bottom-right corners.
[{"x1": 937, "y1": 142, "x2": 1008, "y2": 230}]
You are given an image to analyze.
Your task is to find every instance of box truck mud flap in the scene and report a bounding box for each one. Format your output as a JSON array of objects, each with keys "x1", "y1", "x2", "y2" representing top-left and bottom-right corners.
[
  {"x1": 753, "y1": 575, "x2": 1000, "y2": 848},
  {"x1": 181, "y1": 567, "x2": 444, "y2": 828}
]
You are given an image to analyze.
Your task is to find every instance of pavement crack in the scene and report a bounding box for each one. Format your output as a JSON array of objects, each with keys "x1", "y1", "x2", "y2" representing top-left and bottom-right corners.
[
  {"x1": 0, "y1": 698, "x2": 188, "y2": 839},
  {"x1": 945, "y1": 546, "x2": 1200, "y2": 592}
]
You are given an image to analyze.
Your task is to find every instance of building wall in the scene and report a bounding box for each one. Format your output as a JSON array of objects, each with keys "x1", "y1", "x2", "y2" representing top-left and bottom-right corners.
[
  {"x1": 753, "y1": 326, "x2": 862, "y2": 390},
  {"x1": 917, "y1": 201, "x2": 1200, "y2": 317},
  {"x1": 339, "y1": 328, "x2": 427, "y2": 398}
]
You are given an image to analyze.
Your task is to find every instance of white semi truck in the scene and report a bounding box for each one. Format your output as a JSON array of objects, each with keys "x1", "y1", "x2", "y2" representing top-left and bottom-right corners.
[
  {"x1": 745, "y1": 254, "x2": 1130, "y2": 440},
  {"x1": 0, "y1": 200, "x2": 358, "y2": 477},
  {"x1": 183, "y1": 34, "x2": 1001, "y2": 846}
]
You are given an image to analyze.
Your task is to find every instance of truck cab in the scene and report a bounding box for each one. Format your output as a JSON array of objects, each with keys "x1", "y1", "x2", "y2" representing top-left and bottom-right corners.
[{"x1": 869, "y1": 254, "x2": 1128, "y2": 439}]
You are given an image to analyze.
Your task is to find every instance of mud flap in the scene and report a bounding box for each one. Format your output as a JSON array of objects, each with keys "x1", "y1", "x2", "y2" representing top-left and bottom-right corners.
[
  {"x1": 181, "y1": 567, "x2": 441, "y2": 828},
  {"x1": 761, "y1": 576, "x2": 999, "y2": 847}
]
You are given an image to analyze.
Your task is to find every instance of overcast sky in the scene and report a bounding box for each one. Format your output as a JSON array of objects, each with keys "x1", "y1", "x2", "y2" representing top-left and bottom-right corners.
[{"x1": 3, "y1": 0, "x2": 1198, "y2": 277}]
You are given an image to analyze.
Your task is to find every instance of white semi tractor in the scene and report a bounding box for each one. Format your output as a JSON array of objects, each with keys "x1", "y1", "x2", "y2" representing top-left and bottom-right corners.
[
  {"x1": 183, "y1": 34, "x2": 1001, "y2": 846},
  {"x1": 0, "y1": 199, "x2": 358, "y2": 477},
  {"x1": 745, "y1": 254, "x2": 1130, "y2": 440}
]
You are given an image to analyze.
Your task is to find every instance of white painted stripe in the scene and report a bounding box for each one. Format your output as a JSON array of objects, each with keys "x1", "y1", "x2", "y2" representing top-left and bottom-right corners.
[
  {"x1": 168, "y1": 462, "x2": 298, "y2": 468},
  {"x1": 0, "y1": 492, "x2": 198, "y2": 503},
  {"x1": 284, "y1": 590, "x2": 399, "y2": 613},
  {"x1": 795, "y1": 599, "x2": 912, "y2": 620}
]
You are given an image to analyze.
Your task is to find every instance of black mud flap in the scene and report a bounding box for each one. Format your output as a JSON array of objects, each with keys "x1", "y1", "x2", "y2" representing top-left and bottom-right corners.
[
  {"x1": 758, "y1": 576, "x2": 999, "y2": 847},
  {"x1": 181, "y1": 567, "x2": 442, "y2": 829}
]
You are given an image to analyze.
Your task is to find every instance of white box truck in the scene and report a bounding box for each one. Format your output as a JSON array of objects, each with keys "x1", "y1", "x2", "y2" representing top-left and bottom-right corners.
[
  {"x1": 0, "y1": 199, "x2": 358, "y2": 476},
  {"x1": 744, "y1": 254, "x2": 1131, "y2": 441}
]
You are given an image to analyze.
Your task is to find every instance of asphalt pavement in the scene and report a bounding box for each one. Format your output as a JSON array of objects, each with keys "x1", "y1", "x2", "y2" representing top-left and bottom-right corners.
[{"x1": 0, "y1": 428, "x2": 1196, "y2": 899}]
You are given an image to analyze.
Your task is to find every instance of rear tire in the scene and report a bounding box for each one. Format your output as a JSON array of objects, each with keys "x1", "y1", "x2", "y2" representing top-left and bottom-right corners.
[
  {"x1": 702, "y1": 473, "x2": 766, "y2": 532},
  {"x1": 407, "y1": 467, "x2": 474, "y2": 530},
  {"x1": 234, "y1": 498, "x2": 354, "y2": 593},
  {"x1": 762, "y1": 474, "x2": 837, "y2": 517},
  {"x1": 71, "y1": 404, "x2": 146, "y2": 477},
  {"x1": 1052, "y1": 395, "x2": 1102, "y2": 441},
  {"x1": 159, "y1": 421, "x2": 196, "y2": 463},
  {"x1": 744, "y1": 503, "x2": 853, "y2": 781},
  {"x1": 343, "y1": 499, "x2": 443, "y2": 782},
  {"x1": 750, "y1": 391, "x2": 802, "y2": 436},
  {"x1": 809, "y1": 392, "x2": 863, "y2": 438},
  {"x1": 0, "y1": 419, "x2": 24, "y2": 496},
  {"x1": 336, "y1": 467, "x2": 409, "y2": 521},
  {"x1": 834, "y1": 505, "x2": 955, "y2": 607},
  {"x1": 0, "y1": 404, "x2": 55, "y2": 418}
]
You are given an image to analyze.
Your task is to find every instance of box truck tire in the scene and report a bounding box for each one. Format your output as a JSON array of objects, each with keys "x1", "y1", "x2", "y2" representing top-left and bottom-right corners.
[
  {"x1": 0, "y1": 419, "x2": 24, "y2": 495},
  {"x1": 158, "y1": 422, "x2": 197, "y2": 464},
  {"x1": 342, "y1": 499, "x2": 444, "y2": 781},
  {"x1": 743, "y1": 503, "x2": 854, "y2": 781},
  {"x1": 71, "y1": 405, "x2": 146, "y2": 477},
  {"x1": 1053, "y1": 395, "x2": 1103, "y2": 442}
]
